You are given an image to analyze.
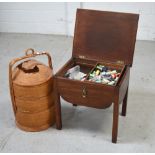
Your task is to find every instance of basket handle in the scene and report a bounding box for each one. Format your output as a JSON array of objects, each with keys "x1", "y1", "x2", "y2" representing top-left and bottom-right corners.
[
  {"x1": 9, "y1": 48, "x2": 53, "y2": 115},
  {"x1": 24, "y1": 48, "x2": 53, "y2": 69}
]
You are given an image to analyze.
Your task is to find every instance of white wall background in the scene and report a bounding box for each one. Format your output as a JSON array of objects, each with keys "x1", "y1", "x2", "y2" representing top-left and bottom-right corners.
[{"x1": 0, "y1": 2, "x2": 155, "y2": 41}]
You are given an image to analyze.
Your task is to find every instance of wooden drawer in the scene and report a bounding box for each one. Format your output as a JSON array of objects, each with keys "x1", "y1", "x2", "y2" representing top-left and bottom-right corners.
[{"x1": 56, "y1": 78, "x2": 115, "y2": 109}]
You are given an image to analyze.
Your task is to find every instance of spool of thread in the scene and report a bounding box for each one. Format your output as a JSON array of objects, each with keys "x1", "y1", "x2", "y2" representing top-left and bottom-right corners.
[
  {"x1": 108, "y1": 81, "x2": 115, "y2": 85},
  {"x1": 110, "y1": 70, "x2": 117, "y2": 74},
  {"x1": 89, "y1": 73, "x2": 95, "y2": 78},
  {"x1": 111, "y1": 74, "x2": 116, "y2": 79},
  {"x1": 102, "y1": 78, "x2": 110, "y2": 84},
  {"x1": 95, "y1": 70, "x2": 100, "y2": 76},
  {"x1": 96, "y1": 65, "x2": 103, "y2": 71},
  {"x1": 102, "y1": 66, "x2": 108, "y2": 72}
]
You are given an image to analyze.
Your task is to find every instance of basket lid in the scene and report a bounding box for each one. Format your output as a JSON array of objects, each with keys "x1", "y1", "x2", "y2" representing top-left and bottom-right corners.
[
  {"x1": 12, "y1": 59, "x2": 52, "y2": 86},
  {"x1": 72, "y1": 9, "x2": 139, "y2": 66}
]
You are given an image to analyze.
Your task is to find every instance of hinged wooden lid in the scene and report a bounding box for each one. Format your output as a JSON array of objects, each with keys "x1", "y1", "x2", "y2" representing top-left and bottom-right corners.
[{"x1": 72, "y1": 9, "x2": 139, "y2": 66}]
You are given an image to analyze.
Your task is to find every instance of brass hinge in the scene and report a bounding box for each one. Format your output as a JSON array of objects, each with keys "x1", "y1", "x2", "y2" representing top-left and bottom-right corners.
[
  {"x1": 79, "y1": 55, "x2": 85, "y2": 59},
  {"x1": 116, "y1": 60, "x2": 124, "y2": 65}
]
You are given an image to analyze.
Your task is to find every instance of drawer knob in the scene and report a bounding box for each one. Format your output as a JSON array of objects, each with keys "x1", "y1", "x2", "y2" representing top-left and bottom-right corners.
[{"x1": 82, "y1": 87, "x2": 87, "y2": 98}]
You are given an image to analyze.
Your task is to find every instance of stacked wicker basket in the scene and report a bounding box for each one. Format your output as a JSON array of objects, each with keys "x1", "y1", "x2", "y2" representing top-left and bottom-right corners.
[{"x1": 9, "y1": 48, "x2": 55, "y2": 131}]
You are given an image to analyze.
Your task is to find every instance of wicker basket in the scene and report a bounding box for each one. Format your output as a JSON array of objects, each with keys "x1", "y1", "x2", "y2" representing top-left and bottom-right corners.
[{"x1": 9, "y1": 48, "x2": 55, "y2": 131}]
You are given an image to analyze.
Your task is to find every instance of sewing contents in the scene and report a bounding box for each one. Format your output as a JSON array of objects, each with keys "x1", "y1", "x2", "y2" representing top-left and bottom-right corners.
[
  {"x1": 64, "y1": 65, "x2": 87, "y2": 80},
  {"x1": 64, "y1": 64, "x2": 121, "y2": 86},
  {"x1": 87, "y1": 64, "x2": 121, "y2": 86}
]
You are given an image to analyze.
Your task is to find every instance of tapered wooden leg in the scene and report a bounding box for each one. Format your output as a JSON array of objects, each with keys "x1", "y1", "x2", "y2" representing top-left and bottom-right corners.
[
  {"x1": 121, "y1": 87, "x2": 128, "y2": 116},
  {"x1": 55, "y1": 91, "x2": 62, "y2": 130},
  {"x1": 112, "y1": 99, "x2": 119, "y2": 143}
]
